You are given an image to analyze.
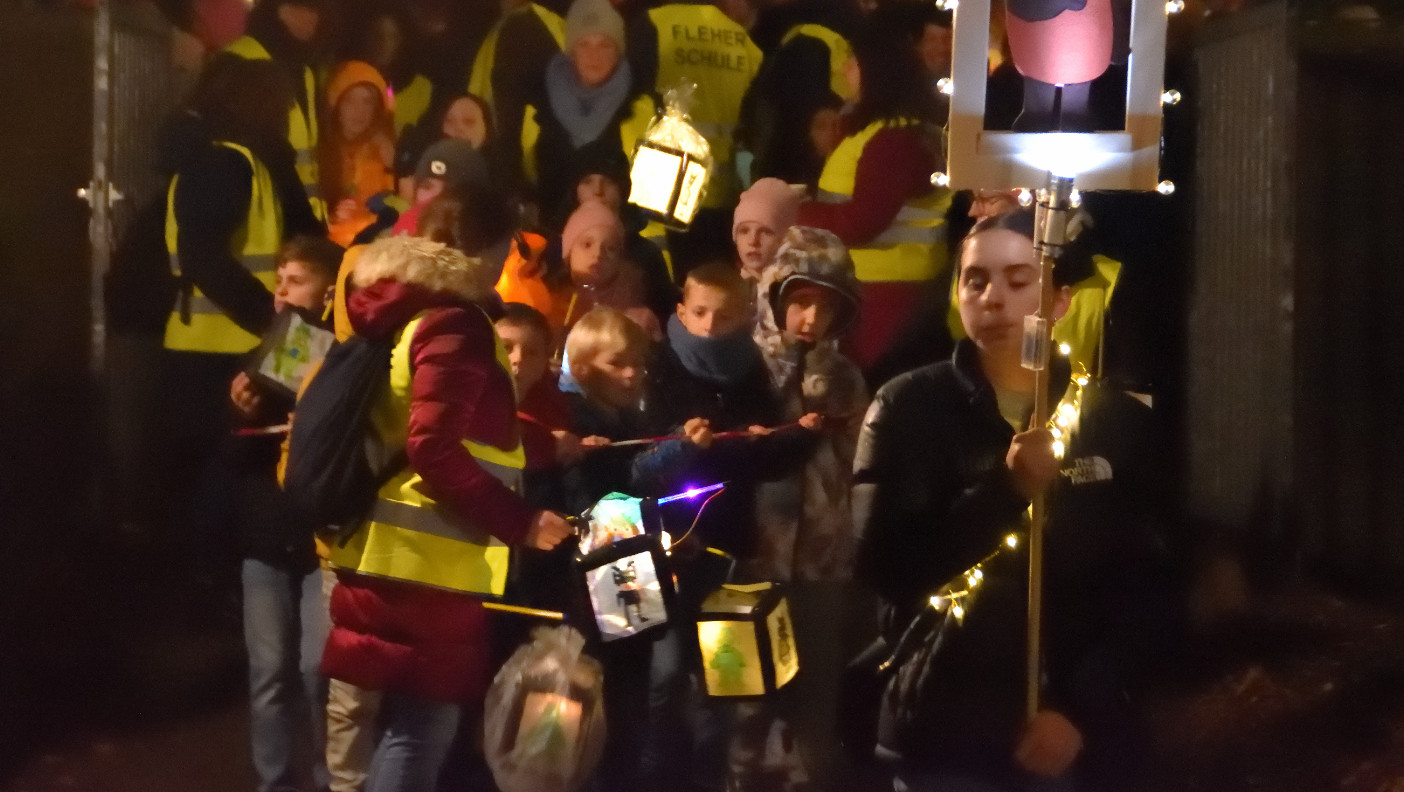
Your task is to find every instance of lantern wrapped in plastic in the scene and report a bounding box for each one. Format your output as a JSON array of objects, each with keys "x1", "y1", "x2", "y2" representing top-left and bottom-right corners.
[
  {"x1": 572, "y1": 492, "x2": 678, "y2": 643},
  {"x1": 483, "y1": 625, "x2": 607, "y2": 792},
  {"x1": 627, "y1": 83, "x2": 713, "y2": 230},
  {"x1": 696, "y1": 582, "x2": 799, "y2": 698}
]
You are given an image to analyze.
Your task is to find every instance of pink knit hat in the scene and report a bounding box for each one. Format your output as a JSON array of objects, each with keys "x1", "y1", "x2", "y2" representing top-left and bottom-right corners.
[
  {"x1": 733, "y1": 177, "x2": 802, "y2": 237},
  {"x1": 562, "y1": 199, "x2": 625, "y2": 255}
]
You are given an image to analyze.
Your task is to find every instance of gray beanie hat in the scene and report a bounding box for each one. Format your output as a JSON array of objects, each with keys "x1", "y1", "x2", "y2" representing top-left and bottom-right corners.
[{"x1": 566, "y1": 0, "x2": 626, "y2": 53}]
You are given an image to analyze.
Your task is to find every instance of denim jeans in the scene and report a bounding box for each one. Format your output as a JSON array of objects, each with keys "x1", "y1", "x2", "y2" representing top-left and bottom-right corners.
[
  {"x1": 362, "y1": 692, "x2": 462, "y2": 792},
  {"x1": 643, "y1": 623, "x2": 734, "y2": 792},
  {"x1": 243, "y1": 558, "x2": 330, "y2": 792}
]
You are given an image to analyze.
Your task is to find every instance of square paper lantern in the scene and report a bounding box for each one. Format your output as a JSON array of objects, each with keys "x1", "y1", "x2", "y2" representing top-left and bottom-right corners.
[
  {"x1": 696, "y1": 582, "x2": 799, "y2": 698},
  {"x1": 572, "y1": 493, "x2": 678, "y2": 644},
  {"x1": 246, "y1": 307, "x2": 334, "y2": 400},
  {"x1": 628, "y1": 140, "x2": 710, "y2": 229},
  {"x1": 943, "y1": 0, "x2": 1170, "y2": 190}
]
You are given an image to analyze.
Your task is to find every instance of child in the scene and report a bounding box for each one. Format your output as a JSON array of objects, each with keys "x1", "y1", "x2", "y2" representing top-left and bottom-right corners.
[
  {"x1": 732, "y1": 226, "x2": 870, "y2": 790},
  {"x1": 732, "y1": 177, "x2": 801, "y2": 286},
  {"x1": 495, "y1": 302, "x2": 582, "y2": 509},
  {"x1": 320, "y1": 61, "x2": 396, "y2": 247},
  {"x1": 852, "y1": 209, "x2": 1172, "y2": 791},
  {"x1": 390, "y1": 138, "x2": 490, "y2": 237},
  {"x1": 227, "y1": 234, "x2": 343, "y2": 792}
]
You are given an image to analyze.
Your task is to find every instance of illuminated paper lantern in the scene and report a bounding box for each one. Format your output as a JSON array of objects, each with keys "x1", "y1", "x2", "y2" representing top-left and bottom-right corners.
[
  {"x1": 246, "y1": 308, "x2": 334, "y2": 400},
  {"x1": 572, "y1": 493, "x2": 678, "y2": 644},
  {"x1": 628, "y1": 85, "x2": 713, "y2": 229},
  {"x1": 696, "y1": 582, "x2": 799, "y2": 698}
]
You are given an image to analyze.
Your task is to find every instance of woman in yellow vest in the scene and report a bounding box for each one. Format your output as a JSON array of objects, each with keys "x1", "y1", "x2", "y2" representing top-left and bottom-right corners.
[
  {"x1": 796, "y1": 5, "x2": 949, "y2": 378},
  {"x1": 319, "y1": 236, "x2": 574, "y2": 792}
]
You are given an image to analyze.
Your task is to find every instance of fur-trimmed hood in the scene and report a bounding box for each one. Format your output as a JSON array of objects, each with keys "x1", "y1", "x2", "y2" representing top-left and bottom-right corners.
[{"x1": 352, "y1": 235, "x2": 496, "y2": 305}]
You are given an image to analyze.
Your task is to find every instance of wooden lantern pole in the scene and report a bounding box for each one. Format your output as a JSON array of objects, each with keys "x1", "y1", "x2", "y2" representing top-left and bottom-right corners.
[{"x1": 1025, "y1": 172, "x2": 1076, "y2": 720}]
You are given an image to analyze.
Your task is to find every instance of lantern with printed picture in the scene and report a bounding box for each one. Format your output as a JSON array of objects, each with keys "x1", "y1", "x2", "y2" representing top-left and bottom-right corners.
[
  {"x1": 246, "y1": 307, "x2": 335, "y2": 400},
  {"x1": 571, "y1": 492, "x2": 678, "y2": 644},
  {"x1": 696, "y1": 582, "x2": 799, "y2": 698},
  {"x1": 628, "y1": 84, "x2": 713, "y2": 229}
]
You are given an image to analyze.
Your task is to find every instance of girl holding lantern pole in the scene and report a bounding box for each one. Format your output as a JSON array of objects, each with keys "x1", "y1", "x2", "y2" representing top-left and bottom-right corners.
[{"x1": 851, "y1": 209, "x2": 1174, "y2": 791}]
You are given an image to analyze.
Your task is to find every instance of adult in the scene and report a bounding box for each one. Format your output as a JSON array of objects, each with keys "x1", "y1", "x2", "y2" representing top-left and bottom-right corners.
[
  {"x1": 796, "y1": 3, "x2": 949, "y2": 378},
  {"x1": 320, "y1": 236, "x2": 574, "y2": 792},
  {"x1": 627, "y1": 0, "x2": 764, "y2": 280},
  {"x1": 224, "y1": 0, "x2": 327, "y2": 217},
  {"x1": 520, "y1": 0, "x2": 658, "y2": 226}
]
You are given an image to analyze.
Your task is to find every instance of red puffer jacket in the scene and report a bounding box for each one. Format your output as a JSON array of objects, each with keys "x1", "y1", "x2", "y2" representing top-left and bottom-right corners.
[{"x1": 320, "y1": 247, "x2": 537, "y2": 705}]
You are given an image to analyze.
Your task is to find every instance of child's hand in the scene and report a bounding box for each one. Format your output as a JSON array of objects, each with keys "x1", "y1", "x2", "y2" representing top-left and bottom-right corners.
[
  {"x1": 746, "y1": 424, "x2": 772, "y2": 436},
  {"x1": 524, "y1": 510, "x2": 575, "y2": 551},
  {"x1": 798, "y1": 412, "x2": 824, "y2": 431},
  {"x1": 1007, "y1": 428, "x2": 1060, "y2": 499},
  {"x1": 683, "y1": 417, "x2": 713, "y2": 448},
  {"x1": 580, "y1": 435, "x2": 612, "y2": 449},
  {"x1": 332, "y1": 198, "x2": 360, "y2": 224},
  {"x1": 1015, "y1": 710, "x2": 1083, "y2": 778},
  {"x1": 230, "y1": 372, "x2": 262, "y2": 418},
  {"x1": 552, "y1": 430, "x2": 586, "y2": 464}
]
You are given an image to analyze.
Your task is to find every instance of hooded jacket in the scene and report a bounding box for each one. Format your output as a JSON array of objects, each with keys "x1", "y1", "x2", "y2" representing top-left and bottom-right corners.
[
  {"x1": 749, "y1": 232, "x2": 868, "y2": 581},
  {"x1": 321, "y1": 61, "x2": 396, "y2": 247},
  {"x1": 319, "y1": 238, "x2": 534, "y2": 705}
]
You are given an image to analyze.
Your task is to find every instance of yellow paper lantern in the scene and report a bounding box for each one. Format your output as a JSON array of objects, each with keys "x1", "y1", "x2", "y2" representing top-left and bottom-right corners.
[{"x1": 696, "y1": 582, "x2": 799, "y2": 697}]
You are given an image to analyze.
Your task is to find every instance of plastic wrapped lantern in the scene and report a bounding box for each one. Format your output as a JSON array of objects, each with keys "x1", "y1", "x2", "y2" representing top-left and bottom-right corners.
[
  {"x1": 484, "y1": 625, "x2": 606, "y2": 792},
  {"x1": 696, "y1": 582, "x2": 799, "y2": 698},
  {"x1": 572, "y1": 492, "x2": 678, "y2": 643},
  {"x1": 627, "y1": 84, "x2": 713, "y2": 230}
]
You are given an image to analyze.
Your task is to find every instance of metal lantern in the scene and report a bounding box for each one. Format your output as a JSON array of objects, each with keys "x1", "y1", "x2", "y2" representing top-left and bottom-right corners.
[
  {"x1": 247, "y1": 307, "x2": 334, "y2": 399},
  {"x1": 696, "y1": 582, "x2": 799, "y2": 698},
  {"x1": 571, "y1": 493, "x2": 678, "y2": 644},
  {"x1": 627, "y1": 85, "x2": 713, "y2": 230}
]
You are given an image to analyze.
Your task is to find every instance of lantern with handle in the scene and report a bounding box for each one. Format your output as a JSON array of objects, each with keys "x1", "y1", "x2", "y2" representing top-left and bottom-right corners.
[
  {"x1": 571, "y1": 492, "x2": 678, "y2": 643},
  {"x1": 695, "y1": 582, "x2": 799, "y2": 698},
  {"x1": 627, "y1": 83, "x2": 713, "y2": 229}
]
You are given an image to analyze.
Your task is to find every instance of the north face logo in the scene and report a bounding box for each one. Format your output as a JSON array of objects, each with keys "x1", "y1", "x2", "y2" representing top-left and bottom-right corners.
[{"x1": 1063, "y1": 456, "x2": 1113, "y2": 485}]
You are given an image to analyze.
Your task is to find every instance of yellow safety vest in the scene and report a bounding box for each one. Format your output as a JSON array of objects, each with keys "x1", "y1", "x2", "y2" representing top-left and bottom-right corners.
[
  {"x1": 519, "y1": 93, "x2": 657, "y2": 188},
  {"x1": 467, "y1": 3, "x2": 566, "y2": 113},
  {"x1": 392, "y1": 74, "x2": 434, "y2": 136},
  {"x1": 224, "y1": 36, "x2": 323, "y2": 217},
  {"x1": 648, "y1": 4, "x2": 762, "y2": 208},
  {"x1": 946, "y1": 254, "x2": 1123, "y2": 376},
  {"x1": 329, "y1": 313, "x2": 524, "y2": 596},
  {"x1": 778, "y1": 23, "x2": 854, "y2": 101},
  {"x1": 640, "y1": 219, "x2": 673, "y2": 281},
  {"x1": 815, "y1": 119, "x2": 950, "y2": 283},
  {"x1": 164, "y1": 141, "x2": 282, "y2": 354}
]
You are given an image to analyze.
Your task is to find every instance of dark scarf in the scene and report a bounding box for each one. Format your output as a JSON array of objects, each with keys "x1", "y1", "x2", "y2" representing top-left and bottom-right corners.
[
  {"x1": 666, "y1": 314, "x2": 762, "y2": 386},
  {"x1": 545, "y1": 52, "x2": 633, "y2": 149}
]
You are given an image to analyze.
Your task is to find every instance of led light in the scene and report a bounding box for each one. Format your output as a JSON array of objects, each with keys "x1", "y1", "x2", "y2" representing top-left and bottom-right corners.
[
  {"x1": 929, "y1": 595, "x2": 946, "y2": 609},
  {"x1": 1058, "y1": 403, "x2": 1077, "y2": 420},
  {"x1": 1017, "y1": 189, "x2": 1034, "y2": 207},
  {"x1": 966, "y1": 574, "x2": 980, "y2": 588},
  {"x1": 952, "y1": 604, "x2": 965, "y2": 619},
  {"x1": 1156, "y1": 180, "x2": 1176, "y2": 195},
  {"x1": 1069, "y1": 188, "x2": 1082, "y2": 208},
  {"x1": 661, "y1": 531, "x2": 672, "y2": 551},
  {"x1": 1052, "y1": 439, "x2": 1065, "y2": 458},
  {"x1": 1075, "y1": 376, "x2": 1089, "y2": 386},
  {"x1": 1051, "y1": 427, "x2": 1062, "y2": 440},
  {"x1": 1165, "y1": 0, "x2": 1184, "y2": 13},
  {"x1": 930, "y1": 171, "x2": 951, "y2": 188},
  {"x1": 1161, "y1": 89, "x2": 1182, "y2": 106},
  {"x1": 937, "y1": 77, "x2": 953, "y2": 96},
  {"x1": 1005, "y1": 534, "x2": 1019, "y2": 548},
  {"x1": 1058, "y1": 343, "x2": 1072, "y2": 356},
  {"x1": 936, "y1": 0, "x2": 958, "y2": 9},
  {"x1": 972, "y1": 569, "x2": 983, "y2": 580}
]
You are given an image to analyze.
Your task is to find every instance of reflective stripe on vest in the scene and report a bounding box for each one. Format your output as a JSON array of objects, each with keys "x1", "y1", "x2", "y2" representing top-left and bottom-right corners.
[
  {"x1": 225, "y1": 36, "x2": 322, "y2": 218},
  {"x1": 393, "y1": 74, "x2": 434, "y2": 136},
  {"x1": 816, "y1": 119, "x2": 949, "y2": 283},
  {"x1": 778, "y1": 23, "x2": 854, "y2": 101},
  {"x1": 648, "y1": 4, "x2": 762, "y2": 207},
  {"x1": 329, "y1": 314, "x2": 525, "y2": 596},
  {"x1": 468, "y1": 3, "x2": 566, "y2": 111},
  {"x1": 164, "y1": 141, "x2": 283, "y2": 354},
  {"x1": 946, "y1": 254, "x2": 1123, "y2": 376}
]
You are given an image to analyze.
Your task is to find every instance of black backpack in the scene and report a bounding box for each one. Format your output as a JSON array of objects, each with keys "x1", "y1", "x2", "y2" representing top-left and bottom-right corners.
[{"x1": 283, "y1": 330, "x2": 407, "y2": 540}]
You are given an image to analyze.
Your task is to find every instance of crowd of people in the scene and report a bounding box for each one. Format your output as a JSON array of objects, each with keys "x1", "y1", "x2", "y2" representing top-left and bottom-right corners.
[{"x1": 139, "y1": 0, "x2": 1181, "y2": 791}]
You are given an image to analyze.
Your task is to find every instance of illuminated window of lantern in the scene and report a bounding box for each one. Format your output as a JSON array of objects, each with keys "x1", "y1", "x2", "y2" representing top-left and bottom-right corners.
[
  {"x1": 571, "y1": 493, "x2": 678, "y2": 644},
  {"x1": 696, "y1": 583, "x2": 799, "y2": 698}
]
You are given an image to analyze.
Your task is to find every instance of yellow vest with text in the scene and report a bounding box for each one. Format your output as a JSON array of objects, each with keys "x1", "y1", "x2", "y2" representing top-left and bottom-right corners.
[
  {"x1": 946, "y1": 254, "x2": 1123, "y2": 376},
  {"x1": 163, "y1": 141, "x2": 282, "y2": 354},
  {"x1": 778, "y1": 23, "x2": 854, "y2": 102},
  {"x1": 519, "y1": 93, "x2": 657, "y2": 188},
  {"x1": 649, "y1": 4, "x2": 762, "y2": 207},
  {"x1": 393, "y1": 74, "x2": 434, "y2": 136},
  {"x1": 816, "y1": 119, "x2": 949, "y2": 284},
  {"x1": 468, "y1": 3, "x2": 567, "y2": 112},
  {"x1": 329, "y1": 313, "x2": 523, "y2": 597},
  {"x1": 224, "y1": 35, "x2": 323, "y2": 217}
]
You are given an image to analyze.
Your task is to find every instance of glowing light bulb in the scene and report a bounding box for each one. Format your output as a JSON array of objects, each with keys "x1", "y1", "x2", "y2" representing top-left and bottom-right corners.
[
  {"x1": 1165, "y1": 0, "x2": 1184, "y2": 13},
  {"x1": 1058, "y1": 343, "x2": 1072, "y2": 356},
  {"x1": 972, "y1": 569, "x2": 983, "y2": 580},
  {"x1": 1157, "y1": 180, "x2": 1176, "y2": 195},
  {"x1": 936, "y1": 0, "x2": 958, "y2": 9},
  {"x1": 661, "y1": 531, "x2": 673, "y2": 551},
  {"x1": 1069, "y1": 188, "x2": 1082, "y2": 208},
  {"x1": 1052, "y1": 439, "x2": 1065, "y2": 458},
  {"x1": 1075, "y1": 376, "x2": 1089, "y2": 386},
  {"x1": 937, "y1": 77, "x2": 953, "y2": 96},
  {"x1": 1161, "y1": 89, "x2": 1182, "y2": 106},
  {"x1": 966, "y1": 574, "x2": 980, "y2": 588},
  {"x1": 952, "y1": 604, "x2": 965, "y2": 619},
  {"x1": 930, "y1": 171, "x2": 951, "y2": 187},
  {"x1": 929, "y1": 595, "x2": 945, "y2": 609},
  {"x1": 1017, "y1": 189, "x2": 1034, "y2": 207},
  {"x1": 1005, "y1": 534, "x2": 1019, "y2": 548},
  {"x1": 1051, "y1": 427, "x2": 1063, "y2": 440}
]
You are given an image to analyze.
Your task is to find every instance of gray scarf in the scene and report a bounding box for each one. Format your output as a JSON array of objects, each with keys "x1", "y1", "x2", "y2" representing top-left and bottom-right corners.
[{"x1": 545, "y1": 52, "x2": 633, "y2": 149}]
